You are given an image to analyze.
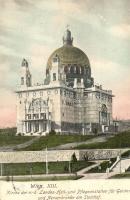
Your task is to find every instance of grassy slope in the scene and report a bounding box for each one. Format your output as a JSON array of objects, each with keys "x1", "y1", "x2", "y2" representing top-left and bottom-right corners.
[
  {"x1": 0, "y1": 128, "x2": 34, "y2": 146},
  {"x1": 19, "y1": 135, "x2": 94, "y2": 151},
  {"x1": 76, "y1": 131, "x2": 130, "y2": 149},
  {"x1": 2, "y1": 161, "x2": 95, "y2": 176},
  {"x1": 0, "y1": 128, "x2": 95, "y2": 150}
]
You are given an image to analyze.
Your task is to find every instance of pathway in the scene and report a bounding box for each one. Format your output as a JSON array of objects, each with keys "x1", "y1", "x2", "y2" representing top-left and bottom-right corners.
[
  {"x1": 48, "y1": 135, "x2": 112, "y2": 150},
  {"x1": 0, "y1": 134, "x2": 112, "y2": 152},
  {"x1": 0, "y1": 136, "x2": 41, "y2": 152},
  {"x1": 77, "y1": 160, "x2": 103, "y2": 175},
  {"x1": 77, "y1": 160, "x2": 108, "y2": 179}
]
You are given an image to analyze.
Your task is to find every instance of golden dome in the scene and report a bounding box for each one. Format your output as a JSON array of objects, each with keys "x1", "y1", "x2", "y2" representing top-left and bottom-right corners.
[{"x1": 47, "y1": 45, "x2": 90, "y2": 70}]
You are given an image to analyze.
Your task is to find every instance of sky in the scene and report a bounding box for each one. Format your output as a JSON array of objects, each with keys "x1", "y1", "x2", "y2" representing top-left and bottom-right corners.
[{"x1": 0, "y1": 0, "x2": 130, "y2": 127}]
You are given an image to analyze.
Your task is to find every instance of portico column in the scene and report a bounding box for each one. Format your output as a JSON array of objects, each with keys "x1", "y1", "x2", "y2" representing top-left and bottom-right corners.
[
  {"x1": 46, "y1": 121, "x2": 49, "y2": 133},
  {"x1": 33, "y1": 122, "x2": 36, "y2": 133},
  {"x1": 22, "y1": 122, "x2": 25, "y2": 134},
  {"x1": 46, "y1": 119, "x2": 51, "y2": 133},
  {"x1": 26, "y1": 122, "x2": 28, "y2": 133},
  {"x1": 90, "y1": 122, "x2": 92, "y2": 132},
  {"x1": 32, "y1": 122, "x2": 34, "y2": 133},
  {"x1": 23, "y1": 122, "x2": 26, "y2": 134},
  {"x1": 39, "y1": 121, "x2": 42, "y2": 132}
]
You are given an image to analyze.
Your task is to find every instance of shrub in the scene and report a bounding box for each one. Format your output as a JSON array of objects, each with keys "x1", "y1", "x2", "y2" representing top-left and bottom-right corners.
[
  {"x1": 71, "y1": 153, "x2": 77, "y2": 162},
  {"x1": 64, "y1": 166, "x2": 69, "y2": 172},
  {"x1": 49, "y1": 130, "x2": 56, "y2": 135}
]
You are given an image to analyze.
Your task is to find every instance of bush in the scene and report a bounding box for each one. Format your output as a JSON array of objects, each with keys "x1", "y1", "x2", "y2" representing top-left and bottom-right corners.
[
  {"x1": 71, "y1": 153, "x2": 77, "y2": 162},
  {"x1": 49, "y1": 130, "x2": 56, "y2": 135},
  {"x1": 64, "y1": 166, "x2": 69, "y2": 172}
]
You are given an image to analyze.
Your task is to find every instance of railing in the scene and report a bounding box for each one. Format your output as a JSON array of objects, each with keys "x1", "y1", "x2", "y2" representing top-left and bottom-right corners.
[{"x1": 109, "y1": 156, "x2": 120, "y2": 172}]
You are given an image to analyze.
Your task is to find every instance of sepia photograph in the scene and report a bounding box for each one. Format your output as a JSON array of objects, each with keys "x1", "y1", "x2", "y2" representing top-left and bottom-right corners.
[{"x1": 0, "y1": 0, "x2": 130, "y2": 199}]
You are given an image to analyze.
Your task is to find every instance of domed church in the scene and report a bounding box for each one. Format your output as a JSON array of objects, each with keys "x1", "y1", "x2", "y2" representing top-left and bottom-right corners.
[{"x1": 16, "y1": 28, "x2": 114, "y2": 135}]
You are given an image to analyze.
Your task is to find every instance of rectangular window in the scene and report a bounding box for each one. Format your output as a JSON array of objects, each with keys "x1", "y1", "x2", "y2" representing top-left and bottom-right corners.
[
  {"x1": 26, "y1": 92, "x2": 29, "y2": 97},
  {"x1": 53, "y1": 73, "x2": 56, "y2": 81},
  {"x1": 18, "y1": 93, "x2": 22, "y2": 98},
  {"x1": 33, "y1": 92, "x2": 36, "y2": 97},
  {"x1": 28, "y1": 114, "x2": 31, "y2": 119},
  {"x1": 21, "y1": 77, "x2": 24, "y2": 85},
  {"x1": 41, "y1": 113, "x2": 46, "y2": 119},
  {"x1": 40, "y1": 91, "x2": 43, "y2": 96},
  {"x1": 33, "y1": 114, "x2": 39, "y2": 119}
]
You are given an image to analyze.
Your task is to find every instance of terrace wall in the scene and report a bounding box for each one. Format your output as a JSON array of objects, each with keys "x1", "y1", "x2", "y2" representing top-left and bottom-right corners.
[{"x1": 0, "y1": 149, "x2": 127, "y2": 163}]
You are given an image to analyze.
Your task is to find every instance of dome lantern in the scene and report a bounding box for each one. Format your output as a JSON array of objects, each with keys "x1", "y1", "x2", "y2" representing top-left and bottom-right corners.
[{"x1": 63, "y1": 28, "x2": 73, "y2": 46}]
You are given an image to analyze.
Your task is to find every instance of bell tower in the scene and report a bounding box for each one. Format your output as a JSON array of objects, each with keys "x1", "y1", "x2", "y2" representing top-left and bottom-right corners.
[
  {"x1": 50, "y1": 55, "x2": 60, "y2": 82},
  {"x1": 20, "y1": 58, "x2": 32, "y2": 87}
]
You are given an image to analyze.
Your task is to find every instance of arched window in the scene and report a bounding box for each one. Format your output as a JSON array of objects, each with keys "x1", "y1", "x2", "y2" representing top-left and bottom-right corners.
[
  {"x1": 76, "y1": 66, "x2": 80, "y2": 74},
  {"x1": 68, "y1": 65, "x2": 71, "y2": 73},
  {"x1": 70, "y1": 66, "x2": 74, "y2": 73},
  {"x1": 101, "y1": 104, "x2": 107, "y2": 124},
  {"x1": 64, "y1": 66, "x2": 68, "y2": 73},
  {"x1": 101, "y1": 104, "x2": 107, "y2": 112},
  {"x1": 81, "y1": 66, "x2": 84, "y2": 74}
]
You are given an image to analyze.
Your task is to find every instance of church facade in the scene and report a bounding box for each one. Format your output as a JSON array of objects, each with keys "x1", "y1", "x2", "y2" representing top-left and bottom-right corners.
[{"x1": 16, "y1": 29, "x2": 114, "y2": 136}]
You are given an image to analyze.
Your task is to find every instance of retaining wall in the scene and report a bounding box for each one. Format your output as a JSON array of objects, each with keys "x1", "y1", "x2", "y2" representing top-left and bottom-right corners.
[
  {"x1": 0, "y1": 150, "x2": 79, "y2": 163},
  {"x1": 0, "y1": 149, "x2": 127, "y2": 163}
]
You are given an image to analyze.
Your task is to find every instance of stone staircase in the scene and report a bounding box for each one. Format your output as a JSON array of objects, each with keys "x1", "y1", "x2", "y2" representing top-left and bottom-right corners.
[{"x1": 112, "y1": 158, "x2": 130, "y2": 173}]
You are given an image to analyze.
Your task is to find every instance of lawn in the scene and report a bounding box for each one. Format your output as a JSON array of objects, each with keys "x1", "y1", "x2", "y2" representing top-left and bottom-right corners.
[
  {"x1": 1, "y1": 161, "x2": 95, "y2": 176},
  {"x1": 76, "y1": 131, "x2": 130, "y2": 149},
  {"x1": 0, "y1": 128, "x2": 34, "y2": 146},
  {"x1": 86, "y1": 158, "x2": 116, "y2": 173},
  {"x1": 19, "y1": 135, "x2": 95, "y2": 151}
]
